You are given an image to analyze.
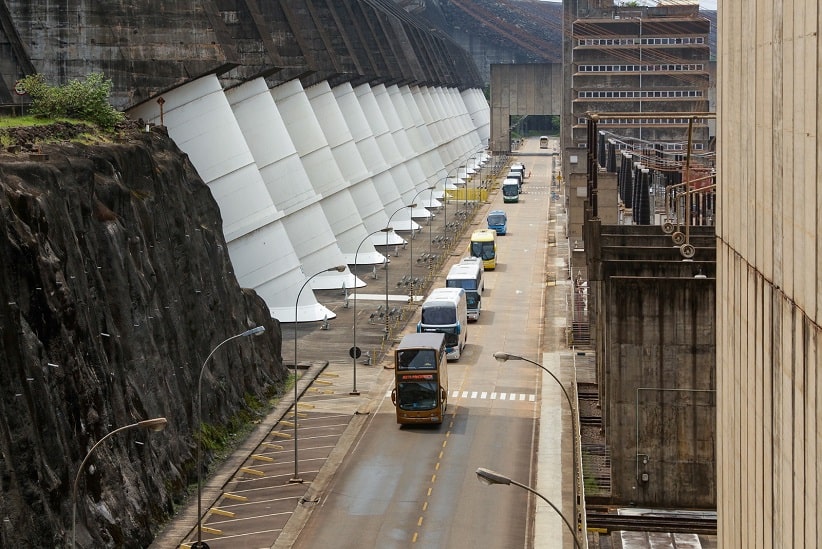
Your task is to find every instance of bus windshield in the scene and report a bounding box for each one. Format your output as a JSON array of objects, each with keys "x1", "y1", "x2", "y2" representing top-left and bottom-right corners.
[
  {"x1": 421, "y1": 306, "x2": 456, "y2": 325},
  {"x1": 471, "y1": 241, "x2": 495, "y2": 260},
  {"x1": 397, "y1": 349, "x2": 438, "y2": 370},
  {"x1": 397, "y1": 377, "x2": 439, "y2": 411},
  {"x1": 502, "y1": 184, "x2": 518, "y2": 197},
  {"x1": 419, "y1": 325, "x2": 459, "y2": 346},
  {"x1": 487, "y1": 213, "x2": 506, "y2": 225},
  {"x1": 446, "y1": 279, "x2": 477, "y2": 291}
]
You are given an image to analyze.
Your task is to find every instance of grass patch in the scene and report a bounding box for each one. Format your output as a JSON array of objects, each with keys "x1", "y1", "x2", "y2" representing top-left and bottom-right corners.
[{"x1": 0, "y1": 115, "x2": 82, "y2": 128}]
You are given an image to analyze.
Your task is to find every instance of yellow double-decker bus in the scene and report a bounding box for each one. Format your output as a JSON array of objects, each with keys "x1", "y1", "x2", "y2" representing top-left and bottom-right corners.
[
  {"x1": 470, "y1": 228, "x2": 497, "y2": 270},
  {"x1": 391, "y1": 333, "x2": 448, "y2": 424}
]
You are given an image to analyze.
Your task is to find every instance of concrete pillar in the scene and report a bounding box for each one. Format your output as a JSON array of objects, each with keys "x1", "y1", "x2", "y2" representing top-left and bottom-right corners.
[{"x1": 127, "y1": 74, "x2": 334, "y2": 322}]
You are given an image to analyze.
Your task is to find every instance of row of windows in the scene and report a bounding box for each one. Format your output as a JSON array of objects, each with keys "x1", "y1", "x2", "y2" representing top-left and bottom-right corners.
[
  {"x1": 614, "y1": 141, "x2": 706, "y2": 151},
  {"x1": 579, "y1": 117, "x2": 708, "y2": 125},
  {"x1": 579, "y1": 64, "x2": 704, "y2": 72},
  {"x1": 578, "y1": 90, "x2": 704, "y2": 99},
  {"x1": 666, "y1": 142, "x2": 705, "y2": 150},
  {"x1": 576, "y1": 142, "x2": 705, "y2": 150},
  {"x1": 577, "y1": 37, "x2": 705, "y2": 46}
]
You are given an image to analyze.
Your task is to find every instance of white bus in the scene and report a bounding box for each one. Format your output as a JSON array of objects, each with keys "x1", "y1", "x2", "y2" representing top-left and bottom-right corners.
[
  {"x1": 446, "y1": 260, "x2": 484, "y2": 321},
  {"x1": 539, "y1": 135, "x2": 549, "y2": 149},
  {"x1": 417, "y1": 287, "x2": 468, "y2": 360}
]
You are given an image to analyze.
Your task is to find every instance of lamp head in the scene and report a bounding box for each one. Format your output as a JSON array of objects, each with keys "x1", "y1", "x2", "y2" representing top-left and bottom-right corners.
[
  {"x1": 138, "y1": 417, "x2": 168, "y2": 432},
  {"x1": 329, "y1": 265, "x2": 346, "y2": 273},
  {"x1": 475, "y1": 467, "x2": 511, "y2": 486},
  {"x1": 492, "y1": 352, "x2": 511, "y2": 363},
  {"x1": 408, "y1": 203, "x2": 417, "y2": 208},
  {"x1": 243, "y1": 326, "x2": 266, "y2": 337}
]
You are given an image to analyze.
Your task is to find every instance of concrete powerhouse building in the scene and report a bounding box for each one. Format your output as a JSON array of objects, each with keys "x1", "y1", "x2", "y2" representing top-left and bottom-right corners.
[
  {"x1": 717, "y1": 0, "x2": 821, "y2": 546},
  {"x1": 571, "y1": 3, "x2": 712, "y2": 150}
]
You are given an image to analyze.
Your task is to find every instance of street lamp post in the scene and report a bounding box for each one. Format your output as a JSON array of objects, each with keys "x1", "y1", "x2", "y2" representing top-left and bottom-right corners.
[
  {"x1": 441, "y1": 150, "x2": 476, "y2": 252},
  {"x1": 409, "y1": 186, "x2": 436, "y2": 303},
  {"x1": 475, "y1": 467, "x2": 582, "y2": 549},
  {"x1": 442, "y1": 161, "x2": 464, "y2": 251},
  {"x1": 195, "y1": 326, "x2": 265, "y2": 547},
  {"x1": 442, "y1": 176, "x2": 449, "y2": 250},
  {"x1": 73, "y1": 417, "x2": 168, "y2": 548},
  {"x1": 493, "y1": 351, "x2": 580, "y2": 537},
  {"x1": 426, "y1": 184, "x2": 439, "y2": 279},
  {"x1": 466, "y1": 150, "x2": 483, "y2": 212},
  {"x1": 291, "y1": 266, "x2": 345, "y2": 483},
  {"x1": 385, "y1": 204, "x2": 415, "y2": 335},
  {"x1": 352, "y1": 228, "x2": 392, "y2": 393}
]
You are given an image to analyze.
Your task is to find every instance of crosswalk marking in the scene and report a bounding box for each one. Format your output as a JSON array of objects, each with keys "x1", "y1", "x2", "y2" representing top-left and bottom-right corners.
[
  {"x1": 445, "y1": 390, "x2": 537, "y2": 401},
  {"x1": 385, "y1": 389, "x2": 537, "y2": 402}
]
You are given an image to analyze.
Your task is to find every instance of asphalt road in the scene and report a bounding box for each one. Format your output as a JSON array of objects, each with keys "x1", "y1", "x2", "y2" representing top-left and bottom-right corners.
[
  {"x1": 153, "y1": 136, "x2": 571, "y2": 549},
  {"x1": 290, "y1": 140, "x2": 560, "y2": 548}
]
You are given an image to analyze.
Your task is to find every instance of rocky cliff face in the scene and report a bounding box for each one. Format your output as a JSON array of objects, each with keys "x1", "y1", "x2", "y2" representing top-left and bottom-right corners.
[{"x1": 0, "y1": 123, "x2": 286, "y2": 547}]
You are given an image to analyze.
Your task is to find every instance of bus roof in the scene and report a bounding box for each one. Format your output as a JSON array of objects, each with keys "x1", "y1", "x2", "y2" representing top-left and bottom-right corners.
[
  {"x1": 397, "y1": 332, "x2": 445, "y2": 351},
  {"x1": 470, "y1": 228, "x2": 496, "y2": 241},
  {"x1": 447, "y1": 262, "x2": 481, "y2": 279},
  {"x1": 423, "y1": 287, "x2": 464, "y2": 307}
]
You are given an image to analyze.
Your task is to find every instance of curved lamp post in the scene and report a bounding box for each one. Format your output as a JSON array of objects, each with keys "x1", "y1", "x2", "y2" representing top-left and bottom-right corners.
[
  {"x1": 493, "y1": 351, "x2": 580, "y2": 537},
  {"x1": 475, "y1": 467, "x2": 582, "y2": 549},
  {"x1": 195, "y1": 326, "x2": 265, "y2": 547},
  {"x1": 290, "y1": 266, "x2": 345, "y2": 484},
  {"x1": 353, "y1": 228, "x2": 392, "y2": 392},
  {"x1": 73, "y1": 417, "x2": 168, "y2": 548},
  {"x1": 441, "y1": 157, "x2": 467, "y2": 252},
  {"x1": 466, "y1": 149, "x2": 484, "y2": 212},
  {"x1": 440, "y1": 149, "x2": 478, "y2": 252},
  {"x1": 409, "y1": 186, "x2": 436, "y2": 302},
  {"x1": 385, "y1": 204, "x2": 416, "y2": 335}
]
